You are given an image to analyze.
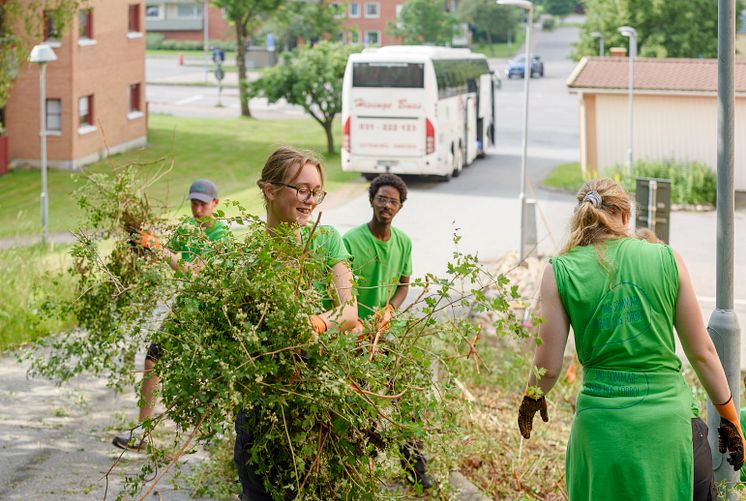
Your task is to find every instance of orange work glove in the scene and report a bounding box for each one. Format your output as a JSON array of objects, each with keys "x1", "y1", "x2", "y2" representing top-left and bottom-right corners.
[
  {"x1": 373, "y1": 304, "x2": 395, "y2": 333},
  {"x1": 715, "y1": 394, "x2": 746, "y2": 471},
  {"x1": 517, "y1": 392, "x2": 549, "y2": 439},
  {"x1": 136, "y1": 230, "x2": 163, "y2": 250},
  {"x1": 309, "y1": 315, "x2": 327, "y2": 334}
]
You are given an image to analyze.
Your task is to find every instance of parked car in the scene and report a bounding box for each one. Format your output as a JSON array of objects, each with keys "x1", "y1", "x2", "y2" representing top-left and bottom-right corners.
[{"x1": 505, "y1": 55, "x2": 544, "y2": 79}]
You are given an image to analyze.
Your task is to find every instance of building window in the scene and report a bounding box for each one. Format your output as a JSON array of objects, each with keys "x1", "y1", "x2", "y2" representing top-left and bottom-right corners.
[
  {"x1": 175, "y1": 3, "x2": 202, "y2": 18},
  {"x1": 79, "y1": 9, "x2": 93, "y2": 39},
  {"x1": 43, "y1": 11, "x2": 60, "y2": 41},
  {"x1": 330, "y1": 3, "x2": 345, "y2": 18},
  {"x1": 349, "y1": 2, "x2": 360, "y2": 17},
  {"x1": 364, "y1": 2, "x2": 380, "y2": 18},
  {"x1": 128, "y1": 4, "x2": 141, "y2": 32},
  {"x1": 79, "y1": 95, "x2": 93, "y2": 127},
  {"x1": 348, "y1": 30, "x2": 359, "y2": 44},
  {"x1": 365, "y1": 31, "x2": 380, "y2": 46},
  {"x1": 145, "y1": 4, "x2": 162, "y2": 19},
  {"x1": 129, "y1": 83, "x2": 141, "y2": 113},
  {"x1": 46, "y1": 99, "x2": 62, "y2": 132}
]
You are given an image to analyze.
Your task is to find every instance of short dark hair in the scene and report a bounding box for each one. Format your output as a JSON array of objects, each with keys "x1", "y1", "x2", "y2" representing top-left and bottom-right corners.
[{"x1": 368, "y1": 174, "x2": 408, "y2": 204}]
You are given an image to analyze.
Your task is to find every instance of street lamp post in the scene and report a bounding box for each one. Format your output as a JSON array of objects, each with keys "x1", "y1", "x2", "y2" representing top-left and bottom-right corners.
[
  {"x1": 618, "y1": 26, "x2": 637, "y2": 175},
  {"x1": 28, "y1": 43, "x2": 57, "y2": 247},
  {"x1": 590, "y1": 31, "x2": 604, "y2": 56},
  {"x1": 498, "y1": 0, "x2": 534, "y2": 261}
]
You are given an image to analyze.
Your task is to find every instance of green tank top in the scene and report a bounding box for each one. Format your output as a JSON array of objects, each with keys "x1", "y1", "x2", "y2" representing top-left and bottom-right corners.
[{"x1": 552, "y1": 237, "x2": 680, "y2": 372}]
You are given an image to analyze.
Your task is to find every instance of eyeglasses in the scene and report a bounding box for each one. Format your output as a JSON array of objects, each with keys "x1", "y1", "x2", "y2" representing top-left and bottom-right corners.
[
  {"x1": 273, "y1": 182, "x2": 327, "y2": 204},
  {"x1": 373, "y1": 195, "x2": 401, "y2": 208}
]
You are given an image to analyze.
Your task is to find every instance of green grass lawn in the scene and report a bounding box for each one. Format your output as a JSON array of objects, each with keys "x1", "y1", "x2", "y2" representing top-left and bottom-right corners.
[
  {"x1": 471, "y1": 30, "x2": 526, "y2": 58},
  {"x1": 542, "y1": 161, "x2": 584, "y2": 193},
  {"x1": 0, "y1": 114, "x2": 356, "y2": 239},
  {"x1": 147, "y1": 49, "x2": 238, "y2": 61}
]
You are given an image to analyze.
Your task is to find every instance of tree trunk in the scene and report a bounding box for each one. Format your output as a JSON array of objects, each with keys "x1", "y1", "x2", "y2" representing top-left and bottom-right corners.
[
  {"x1": 235, "y1": 22, "x2": 251, "y2": 118},
  {"x1": 324, "y1": 120, "x2": 335, "y2": 154}
]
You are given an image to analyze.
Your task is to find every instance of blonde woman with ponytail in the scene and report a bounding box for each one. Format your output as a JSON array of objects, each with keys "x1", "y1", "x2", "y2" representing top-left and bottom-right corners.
[{"x1": 517, "y1": 178, "x2": 744, "y2": 500}]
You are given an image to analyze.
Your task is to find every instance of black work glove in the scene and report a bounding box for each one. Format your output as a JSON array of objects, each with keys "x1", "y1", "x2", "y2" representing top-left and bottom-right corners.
[
  {"x1": 518, "y1": 395, "x2": 549, "y2": 439},
  {"x1": 718, "y1": 417, "x2": 745, "y2": 471}
]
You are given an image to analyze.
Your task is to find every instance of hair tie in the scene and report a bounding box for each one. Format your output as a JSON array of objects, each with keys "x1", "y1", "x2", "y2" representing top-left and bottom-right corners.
[{"x1": 583, "y1": 191, "x2": 602, "y2": 207}]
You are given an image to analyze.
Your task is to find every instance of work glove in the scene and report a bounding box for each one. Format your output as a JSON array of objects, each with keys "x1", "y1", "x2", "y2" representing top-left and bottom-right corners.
[
  {"x1": 136, "y1": 230, "x2": 163, "y2": 250},
  {"x1": 518, "y1": 394, "x2": 549, "y2": 439},
  {"x1": 373, "y1": 304, "x2": 394, "y2": 333},
  {"x1": 309, "y1": 315, "x2": 327, "y2": 335},
  {"x1": 715, "y1": 394, "x2": 745, "y2": 471}
]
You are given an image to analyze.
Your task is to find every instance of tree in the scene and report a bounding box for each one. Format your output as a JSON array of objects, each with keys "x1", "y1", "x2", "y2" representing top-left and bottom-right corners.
[
  {"x1": 457, "y1": 0, "x2": 518, "y2": 46},
  {"x1": 0, "y1": 1, "x2": 80, "y2": 129},
  {"x1": 212, "y1": 0, "x2": 283, "y2": 118},
  {"x1": 544, "y1": 0, "x2": 575, "y2": 18},
  {"x1": 386, "y1": 0, "x2": 457, "y2": 45},
  {"x1": 253, "y1": 42, "x2": 359, "y2": 154},
  {"x1": 262, "y1": 1, "x2": 341, "y2": 51},
  {"x1": 575, "y1": 0, "x2": 745, "y2": 59}
]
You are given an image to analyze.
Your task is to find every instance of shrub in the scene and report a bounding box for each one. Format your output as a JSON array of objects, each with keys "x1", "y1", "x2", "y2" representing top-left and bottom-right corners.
[
  {"x1": 605, "y1": 159, "x2": 716, "y2": 206},
  {"x1": 541, "y1": 16, "x2": 557, "y2": 31},
  {"x1": 146, "y1": 33, "x2": 165, "y2": 50}
]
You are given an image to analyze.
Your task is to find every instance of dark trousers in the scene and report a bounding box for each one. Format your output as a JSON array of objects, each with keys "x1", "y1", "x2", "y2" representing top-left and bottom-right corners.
[
  {"x1": 692, "y1": 417, "x2": 716, "y2": 501},
  {"x1": 234, "y1": 411, "x2": 278, "y2": 501}
]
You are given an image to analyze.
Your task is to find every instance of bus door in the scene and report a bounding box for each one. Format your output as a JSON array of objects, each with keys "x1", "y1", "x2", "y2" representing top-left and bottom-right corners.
[{"x1": 464, "y1": 96, "x2": 477, "y2": 164}]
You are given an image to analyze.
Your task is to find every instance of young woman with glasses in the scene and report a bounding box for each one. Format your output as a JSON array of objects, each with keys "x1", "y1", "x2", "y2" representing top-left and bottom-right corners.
[
  {"x1": 518, "y1": 178, "x2": 744, "y2": 500},
  {"x1": 233, "y1": 146, "x2": 357, "y2": 500}
]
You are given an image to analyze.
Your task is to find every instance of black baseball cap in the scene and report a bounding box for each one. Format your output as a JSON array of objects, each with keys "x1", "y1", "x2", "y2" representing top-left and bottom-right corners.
[{"x1": 187, "y1": 179, "x2": 218, "y2": 203}]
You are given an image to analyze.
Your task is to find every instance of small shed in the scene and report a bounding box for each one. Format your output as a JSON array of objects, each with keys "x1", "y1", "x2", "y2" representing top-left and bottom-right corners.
[{"x1": 566, "y1": 57, "x2": 746, "y2": 192}]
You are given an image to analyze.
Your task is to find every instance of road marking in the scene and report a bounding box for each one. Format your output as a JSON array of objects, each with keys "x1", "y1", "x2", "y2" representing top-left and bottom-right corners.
[
  {"x1": 697, "y1": 296, "x2": 746, "y2": 306},
  {"x1": 175, "y1": 94, "x2": 204, "y2": 105}
]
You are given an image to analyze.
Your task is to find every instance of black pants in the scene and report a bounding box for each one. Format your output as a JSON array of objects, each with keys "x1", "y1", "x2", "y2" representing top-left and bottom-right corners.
[
  {"x1": 692, "y1": 417, "x2": 716, "y2": 501},
  {"x1": 234, "y1": 411, "x2": 278, "y2": 501}
]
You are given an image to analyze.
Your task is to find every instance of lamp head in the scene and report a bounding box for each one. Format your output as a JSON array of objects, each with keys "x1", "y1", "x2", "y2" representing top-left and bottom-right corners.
[
  {"x1": 28, "y1": 44, "x2": 58, "y2": 64},
  {"x1": 497, "y1": 0, "x2": 534, "y2": 10},
  {"x1": 618, "y1": 26, "x2": 637, "y2": 38}
]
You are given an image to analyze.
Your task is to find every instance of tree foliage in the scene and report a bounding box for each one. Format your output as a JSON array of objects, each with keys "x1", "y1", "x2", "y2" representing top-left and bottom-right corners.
[
  {"x1": 575, "y1": 0, "x2": 745, "y2": 59},
  {"x1": 544, "y1": 0, "x2": 575, "y2": 18},
  {"x1": 457, "y1": 0, "x2": 518, "y2": 45},
  {"x1": 262, "y1": 0, "x2": 341, "y2": 51},
  {"x1": 28, "y1": 166, "x2": 532, "y2": 499},
  {"x1": 0, "y1": 0, "x2": 81, "y2": 128},
  {"x1": 252, "y1": 42, "x2": 359, "y2": 154},
  {"x1": 212, "y1": 0, "x2": 283, "y2": 117},
  {"x1": 386, "y1": 0, "x2": 458, "y2": 45}
]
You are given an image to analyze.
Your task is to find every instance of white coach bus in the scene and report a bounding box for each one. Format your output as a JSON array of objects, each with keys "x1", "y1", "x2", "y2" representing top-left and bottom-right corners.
[{"x1": 341, "y1": 45, "x2": 498, "y2": 181}]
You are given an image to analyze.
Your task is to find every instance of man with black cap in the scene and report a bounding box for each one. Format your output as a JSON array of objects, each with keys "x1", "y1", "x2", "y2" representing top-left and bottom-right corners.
[{"x1": 112, "y1": 179, "x2": 230, "y2": 451}]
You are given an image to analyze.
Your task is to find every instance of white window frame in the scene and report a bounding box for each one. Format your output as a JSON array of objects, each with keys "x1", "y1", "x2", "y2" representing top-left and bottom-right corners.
[
  {"x1": 365, "y1": 30, "x2": 380, "y2": 46},
  {"x1": 348, "y1": 2, "x2": 360, "y2": 18},
  {"x1": 395, "y1": 4, "x2": 404, "y2": 28},
  {"x1": 364, "y1": 2, "x2": 380, "y2": 18},
  {"x1": 175, "y1": 3, "x2": 202, "y2": 18},
  {"x1": 348, "y1": 29, "x2": 360, "y2": 44},
  {"x1": 46, "y1": 99, "x2": 62, "y2": 134},
  {"x1": 331, "y1": 2, "x2": 346, "y2": 18},
  {"x1": 145, "y1": 4, "x2": 163, "y2": 19}
]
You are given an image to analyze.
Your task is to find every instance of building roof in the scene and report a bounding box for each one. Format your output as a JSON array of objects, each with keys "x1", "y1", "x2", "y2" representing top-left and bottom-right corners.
[{"x1": 567, "y1": 56, "x2": 746, "y2": 94}]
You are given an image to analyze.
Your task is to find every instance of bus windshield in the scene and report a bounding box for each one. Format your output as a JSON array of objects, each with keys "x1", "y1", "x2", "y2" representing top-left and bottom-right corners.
[{"x1": 352, "y1": 62, "x2": 425, "y2": 88}]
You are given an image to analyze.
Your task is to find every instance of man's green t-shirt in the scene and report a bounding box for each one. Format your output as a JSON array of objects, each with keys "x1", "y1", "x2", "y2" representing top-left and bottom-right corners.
[
  {"x1": 343, "y1": 223, "x2": 412, "y2": 319},
  {"x1": 167, "y1": 218, "x2": 231, "y2": 262},
  {"x1": 300, "y1": 224, "x2": 352, "y2": 312}
]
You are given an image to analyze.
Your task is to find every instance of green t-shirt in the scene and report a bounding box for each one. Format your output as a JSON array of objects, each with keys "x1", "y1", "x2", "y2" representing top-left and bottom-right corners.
[
  {"x1": 167, "y1": 218, "x2": 231, "y2": 262},
  {"x1": 300, "y1": 224, "x2": 352, "y2": 312},
  {"x1": 343, "y1": 223, "x2": 412, "y2": 319}
]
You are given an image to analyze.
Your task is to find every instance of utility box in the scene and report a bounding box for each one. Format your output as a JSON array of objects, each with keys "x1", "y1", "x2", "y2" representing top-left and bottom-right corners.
[{"x1": 635, "y1": 177, "x2": 671, "y2": 243}]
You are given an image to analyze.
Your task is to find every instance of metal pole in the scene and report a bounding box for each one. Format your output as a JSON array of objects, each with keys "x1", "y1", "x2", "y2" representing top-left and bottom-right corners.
[
  {"x1": 39, "y1": 63, "x2": 48, "y2": 246},
  {"x1": 204, "y1": 1, "x2": 209, "y2": 84},
  {"x1": 627, "y1": 35, "x2": 635, "y2": 174},
  {"x1": 599, "y1": 36, "x2": 604, "y2": 57},
  {"x1": 519, "y1": 7, "x2": 532, "y2": 261},
  {"x1": 707, "y1": 0, "x2": 740, "y2": 494}
]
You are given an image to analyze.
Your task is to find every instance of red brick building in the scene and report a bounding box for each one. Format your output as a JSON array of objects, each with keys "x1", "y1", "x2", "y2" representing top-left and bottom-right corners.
[
  {"x1": 5, "y1": 0, "x2": 147, "y2": 169},
  {"x1": 145, "y1": 2, "x2": 233, "y2": 42}
]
